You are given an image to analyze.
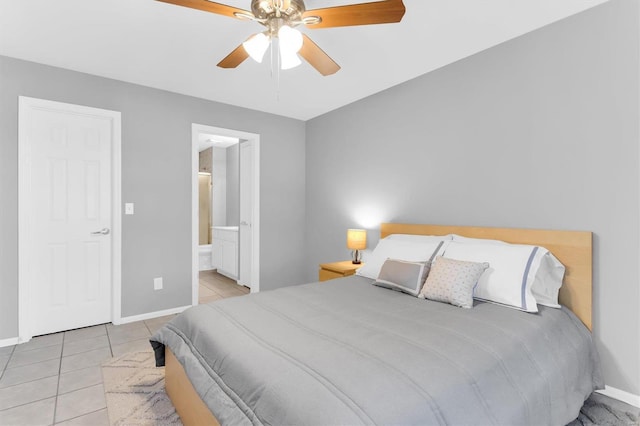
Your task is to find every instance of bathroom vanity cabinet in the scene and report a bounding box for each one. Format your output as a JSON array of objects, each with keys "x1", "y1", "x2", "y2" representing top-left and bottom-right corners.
[{"x1": 212, "y1": 226, "x2": 239, "y2": 280}]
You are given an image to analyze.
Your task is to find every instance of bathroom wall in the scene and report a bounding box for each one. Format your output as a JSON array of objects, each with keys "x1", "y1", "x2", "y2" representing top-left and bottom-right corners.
[
  {"x1": 198, "y1": 147, "x2": 213, "y2": 244},
  {"x1": 198, "y1": 147, "x2": 212, "y2": 173},
  {"x1": 211, "y1": 147, "x2": 227, "y2": 226},
  {"x1": 198, "y1": 174, "x2": 211, "y2": 245},
  {"x1": 205, "y1": 144, "x2": 239, "y2": 228},
  {"x1": 226, "y1": 143, "x2": 240, "y2": 226}
]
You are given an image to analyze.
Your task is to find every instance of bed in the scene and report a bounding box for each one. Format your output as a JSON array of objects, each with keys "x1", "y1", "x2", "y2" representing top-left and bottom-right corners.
[{"x1": 150, "y1": 223, "x2": 602, "y2": 425}]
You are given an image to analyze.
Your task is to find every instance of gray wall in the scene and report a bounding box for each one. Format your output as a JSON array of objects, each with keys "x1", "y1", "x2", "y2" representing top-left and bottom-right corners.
[
  {"x1": 226, "y1": 143, "x2": 240, "y2": 226},
  {"x1": 0, "y1": 55, "x2": 306, "y2": 338},
  {"x1": 305, "y1": 0, "x2": 639, "y2": 395}
]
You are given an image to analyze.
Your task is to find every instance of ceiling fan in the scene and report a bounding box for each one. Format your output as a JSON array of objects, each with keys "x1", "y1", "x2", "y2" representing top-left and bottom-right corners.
[{"x1": 157, "y1": 0, "x2": 406, "y2": 76}]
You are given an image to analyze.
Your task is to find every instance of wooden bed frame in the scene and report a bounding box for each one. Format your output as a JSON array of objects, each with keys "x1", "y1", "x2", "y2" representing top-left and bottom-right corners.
[
  {"x1": 380, "y1": 223, "x2": 593, "y2": 330},
  {"x1": 165, "y1": 223, "x2": 593, "y2": 425},
  {"x1": 165, "y1": 349, "x2": 220, "y2": 425}
]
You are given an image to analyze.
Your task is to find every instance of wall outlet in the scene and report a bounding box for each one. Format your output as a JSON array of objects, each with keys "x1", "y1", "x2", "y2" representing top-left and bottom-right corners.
[
  {"x1": 125, "y1": 203, "x2": 134, "y2": 215},
  {"x1": 153, "y1": 277, "x2": 163, "y2": 290}
]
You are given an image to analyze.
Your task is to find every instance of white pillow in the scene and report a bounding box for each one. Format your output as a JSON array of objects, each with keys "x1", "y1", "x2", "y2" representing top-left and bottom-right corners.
[
  {"x1": 443, "y1": 241, "x2": 543, "y2": 312},
  {"x1": 450, "y1": 235, "x2": 565, "y2": 308},
  {"x1": 451, "y1": 235, "x2": 505, "y2": 245},
  {"x1": 374, "y1": 259, "x2": 430, "y2": 297},
  {"x1": 386, "y1": 233, "x2": 453, "y2": 243},
  {"x1": 530, "y1": 252, "x2": 565, "y2": 308},
  {"x1": 356, "y1": 237, "x2": 448, "y2": 280}
]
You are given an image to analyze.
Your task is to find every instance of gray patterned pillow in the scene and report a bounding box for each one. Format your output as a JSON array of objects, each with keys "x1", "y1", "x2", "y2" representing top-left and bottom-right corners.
[
  {"x1": 374, "y1": 259, "x2": 430, "y2": 297},
  {"x1": 418, "y1": 256, "x2": 489, "y2": 308}
]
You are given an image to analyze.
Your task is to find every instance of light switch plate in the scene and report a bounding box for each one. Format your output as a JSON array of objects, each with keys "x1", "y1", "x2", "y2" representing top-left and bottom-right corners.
[
  {"x1": 154, "y1": 277, "x2": 163, "y2": 290},
  {"x1": 125, "y1": 203, "x2": 134, "y2": 215}
]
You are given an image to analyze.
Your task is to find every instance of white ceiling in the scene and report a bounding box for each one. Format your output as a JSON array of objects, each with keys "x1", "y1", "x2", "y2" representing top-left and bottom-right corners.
[
  {"x1": 198, "y1": 132, "x2": 240, "y2": 151},
  {"x1": 0, "y1": 0, "x2": 609, "y2": 121}
]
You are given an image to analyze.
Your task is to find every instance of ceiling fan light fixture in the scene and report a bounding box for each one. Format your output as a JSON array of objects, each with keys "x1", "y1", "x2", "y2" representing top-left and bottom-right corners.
[
  {"x1": 278, "y1": 25, "x2": 303, "y2": 55},
  {"x1": 278, "y1": 25, "x2": 303, "y2": 70},
  {"x1": 243, "y1": 32, "x2": 270, "y2": 63},
  {"x1": 280, "y1": 50, "x2": 302, "y2": 70}
]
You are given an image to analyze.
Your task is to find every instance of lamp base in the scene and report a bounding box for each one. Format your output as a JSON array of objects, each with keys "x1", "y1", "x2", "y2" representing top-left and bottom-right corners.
[{"x1": 351, "y1": 249, "x2": 362, "y2": 265}]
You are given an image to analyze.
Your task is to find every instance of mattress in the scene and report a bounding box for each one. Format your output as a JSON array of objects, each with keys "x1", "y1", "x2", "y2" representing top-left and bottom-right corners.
[{"x1": 150, "y1": 275, "x2": 603, "y2": 426}]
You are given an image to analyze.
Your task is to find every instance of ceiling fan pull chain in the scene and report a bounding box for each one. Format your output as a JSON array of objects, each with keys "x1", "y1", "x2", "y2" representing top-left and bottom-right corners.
[
  {"x1": 269, "y1": 36, "x2": 281, "y2": 101},
  {"x1": 269, "y1": 37, "x2": 273, "y2": 79},
  {"x1": 276, "y1": 39, "x2": 281, "y2": 101}
]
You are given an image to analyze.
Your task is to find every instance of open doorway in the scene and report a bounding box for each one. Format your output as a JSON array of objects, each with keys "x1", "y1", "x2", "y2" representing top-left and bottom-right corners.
[{"x1": 191, "y1": 124, "x2": 260, "y2": 306}]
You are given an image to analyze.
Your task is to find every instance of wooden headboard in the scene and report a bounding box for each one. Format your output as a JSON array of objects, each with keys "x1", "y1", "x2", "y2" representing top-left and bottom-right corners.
[{"x1": 380, "y1": 223, "x2": 593, "y2": 330}]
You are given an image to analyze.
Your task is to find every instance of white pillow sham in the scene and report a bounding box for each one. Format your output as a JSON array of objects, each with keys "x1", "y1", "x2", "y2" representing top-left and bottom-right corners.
[
  {"x1": 356, "y1": 236, "x2": 448, "y2": 280},
  {"x1": 443, "y1": 241, "x2": 542, "y2": 312},
  {"x1": 450, "y1": 235, "x2": 565, "y2": 308},
  {"x1": 386, "y1": 233, "x2": 453, "y2": 243},
  {"x1": 530, "y1": 252, "x2": 565, "y2": 308},
  {"x1": 451, "y1": 235, "x2": 505, "y2": 245}
]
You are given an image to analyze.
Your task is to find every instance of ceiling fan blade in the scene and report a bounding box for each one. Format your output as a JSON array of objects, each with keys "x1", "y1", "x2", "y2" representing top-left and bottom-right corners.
[
  {"x1": 156, "y1": 0, "x2": 251, "y2": 20},
  {"x1": 303, "y1": 0, "x2": 405, "y2": 29},
  {"x1": 217, "y1": 43, "x2": 250, "y2": 68},
  {"x1": 299, "y1": 34, "x2": 340, "y2": 76}
]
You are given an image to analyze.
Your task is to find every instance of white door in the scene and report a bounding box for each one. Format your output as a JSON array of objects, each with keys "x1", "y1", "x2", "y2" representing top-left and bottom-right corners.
[
  {"x1": 20, "y1": 98, "x2": 116, "y2": 336},
  {"x1": 239, "y1": 141, "x2": 253, "y2": 287}
]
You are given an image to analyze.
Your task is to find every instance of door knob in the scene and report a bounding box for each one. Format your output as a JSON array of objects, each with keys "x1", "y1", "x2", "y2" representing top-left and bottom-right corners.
[{"x1": 91, "y1": 228, "x2": 110, "y2": 235}]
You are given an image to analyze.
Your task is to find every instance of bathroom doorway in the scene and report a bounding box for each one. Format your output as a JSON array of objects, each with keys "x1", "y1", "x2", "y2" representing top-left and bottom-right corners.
[
  {"x1": 191, "y1": 124, "x2": 260, "y2": 306},
  {"x1": 197, "y1": 135, "x2": 239, "y2": 276}
]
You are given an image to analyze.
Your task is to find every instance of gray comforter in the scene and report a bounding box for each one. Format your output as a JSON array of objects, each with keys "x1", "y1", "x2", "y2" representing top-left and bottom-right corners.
[{"x1": 150, "y1": 276, "x2": 603, "y2": 426}]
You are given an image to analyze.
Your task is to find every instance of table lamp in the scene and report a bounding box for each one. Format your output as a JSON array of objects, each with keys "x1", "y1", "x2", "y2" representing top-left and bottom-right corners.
[{"x1": 347, "y1": 229, "x2": 367, "y2": 264}]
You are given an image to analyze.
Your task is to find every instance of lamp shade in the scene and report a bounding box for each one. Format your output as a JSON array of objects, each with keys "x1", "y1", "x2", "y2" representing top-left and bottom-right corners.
[
  {"x1": 280, "y1": 50, "x2": 302, "y2": 70},
  {"x1": 278, "y1": 25, "x2": 303, "y2": 70},
  {"x1": 278, "y1": 25, "x2": 303, "y2": 55},
  {"x1": 243, "y1": 32, "x2": 270, "y2": 63},
  {"x1": 347, "y1": 229, "x2": 367, "y2": 250}
]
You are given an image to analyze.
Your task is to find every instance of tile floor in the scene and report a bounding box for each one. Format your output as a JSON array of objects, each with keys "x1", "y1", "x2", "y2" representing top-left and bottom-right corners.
[
  {"x1": 0, "y1": 271, "x2": 248, "y2": 426},
  {"x1": 198, "y1": 269, "x2": 249, "y2": 304}
]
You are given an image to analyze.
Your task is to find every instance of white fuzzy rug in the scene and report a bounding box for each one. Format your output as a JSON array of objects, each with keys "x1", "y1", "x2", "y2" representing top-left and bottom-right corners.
[{"x1": 102, "y1": 351, "x2": 182, "y2": 425}]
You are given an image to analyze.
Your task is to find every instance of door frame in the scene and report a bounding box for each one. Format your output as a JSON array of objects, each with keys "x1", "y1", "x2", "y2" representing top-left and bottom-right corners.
[
  {"x1": 191, "y1": 123, "x2": 260, "y2": 305},
  {"x1": 18, "y1": 96, "x2": 122, "y2": 342}
]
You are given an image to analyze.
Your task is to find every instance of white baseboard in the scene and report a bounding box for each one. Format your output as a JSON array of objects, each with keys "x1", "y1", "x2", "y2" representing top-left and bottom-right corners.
[
  {"x1": 2, "y1": 305, "x2": 194, "y2": 345},
  {"x1": 217, "y1": 270, "x2": 238, "y2": 281},
  {"x1": 597, "y1": 385, "x2": 640, "y2": 408},
  {"x1": 114, "y1": 305, "x2": 192, "y2": 325},
  {"x1": 0, "y1": 337, "x2": 20, "y2": 348}
]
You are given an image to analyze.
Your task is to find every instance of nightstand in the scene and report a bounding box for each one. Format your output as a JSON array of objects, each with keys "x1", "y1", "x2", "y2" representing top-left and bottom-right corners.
[{"x1": 319, "y1": 261, "x2": 364, "y2": 282}]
